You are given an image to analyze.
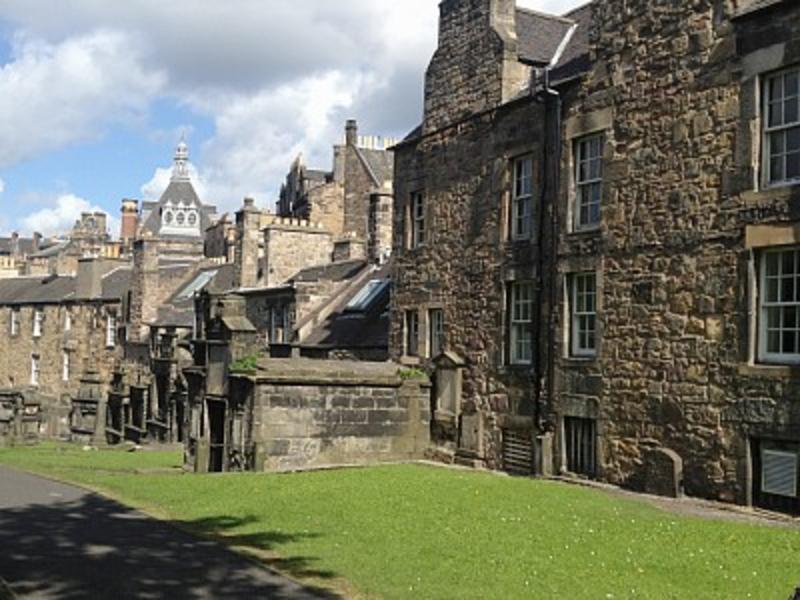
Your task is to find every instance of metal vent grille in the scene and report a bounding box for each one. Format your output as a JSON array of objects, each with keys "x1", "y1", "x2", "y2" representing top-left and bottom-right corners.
[
  {"x1": 763, "y1": 449, "x2": 798, "y2": 498},
  {"x1": 503, "y1": 430, "x2": 532, "y2": 476}
]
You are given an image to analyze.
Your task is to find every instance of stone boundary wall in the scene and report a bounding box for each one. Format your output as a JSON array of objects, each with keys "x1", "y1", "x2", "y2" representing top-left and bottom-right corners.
[{"x1": 249, "y1": 359, "x2": 431, "y2": 471}]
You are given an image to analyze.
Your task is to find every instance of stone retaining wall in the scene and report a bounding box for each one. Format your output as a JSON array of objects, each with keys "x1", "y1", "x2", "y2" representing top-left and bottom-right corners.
[{"x1": 248, "y1": 359, "x2": 431, "y2": 471}]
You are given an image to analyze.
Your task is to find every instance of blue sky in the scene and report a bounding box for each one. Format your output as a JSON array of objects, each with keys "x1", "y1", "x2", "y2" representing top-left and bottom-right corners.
[{"x1": 0, "y1": 0, "x2": 586, "y2": 238}]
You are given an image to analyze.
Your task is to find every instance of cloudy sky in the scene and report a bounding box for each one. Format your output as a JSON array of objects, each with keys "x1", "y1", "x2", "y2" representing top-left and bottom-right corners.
[{"x1": 0, "y1": 0, "x2": 586, "y2": 237}]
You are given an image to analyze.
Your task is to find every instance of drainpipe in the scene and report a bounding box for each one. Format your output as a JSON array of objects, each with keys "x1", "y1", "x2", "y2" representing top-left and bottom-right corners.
[{"x1": 532, "y1": 23, "x2": 576, "y2": 472}]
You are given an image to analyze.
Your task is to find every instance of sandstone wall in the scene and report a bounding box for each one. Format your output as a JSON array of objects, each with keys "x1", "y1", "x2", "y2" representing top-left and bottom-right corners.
[
  {"x1": 263, "y1": 225, "x2": 333, "y2": 288},
  {"x1": 392, "y1": 97, "x2": 548, "y2": 467},
  {"x1": 248, "y1": 360, "x2": 431, "y2": 471},
  {"x1": 551, "y1": 0, "x2": 800, "y2": 504},
  {"x1": 424, "y1": 0, "x2": 529, "y2": 133}
]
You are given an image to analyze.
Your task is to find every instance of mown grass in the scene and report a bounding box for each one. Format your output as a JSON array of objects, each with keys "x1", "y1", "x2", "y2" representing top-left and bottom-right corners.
[{"x1": 1, "y1": 443, "x2": 798, "y2": 599}]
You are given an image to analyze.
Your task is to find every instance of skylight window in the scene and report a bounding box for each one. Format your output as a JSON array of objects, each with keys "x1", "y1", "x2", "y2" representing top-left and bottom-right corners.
[
  {"x1": 177, "y1": 270, "x2": 218, "y2": 300},
  {"x1": 345, "y1": 279, "x2": 389, "y2": 312}
]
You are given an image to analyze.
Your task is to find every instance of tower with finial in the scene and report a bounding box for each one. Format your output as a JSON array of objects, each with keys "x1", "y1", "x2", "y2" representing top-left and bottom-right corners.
[{"x1": 172, "y1": 136, "x2": 190, "y2": 182}]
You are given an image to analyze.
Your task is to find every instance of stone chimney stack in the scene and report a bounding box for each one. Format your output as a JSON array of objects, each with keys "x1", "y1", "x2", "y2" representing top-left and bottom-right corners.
[
  {"x1": 424, "y1": 0, "x2": 527, "y2": 132},
  {"x1": 32, "y1": 232, "x2": 42, "y2": 253},
  {"x1": 120, "y1": 199, "x2": 139, "y2": 243},
  {"x1": 76, "y1": 257, "x2": 105, "y2": 299},
  {"x1": 235, "y1": 197, "x2": 261, "y2": 289},
  {"x1": 345, "y1": 119, "x2": 358, "y2": 147}
]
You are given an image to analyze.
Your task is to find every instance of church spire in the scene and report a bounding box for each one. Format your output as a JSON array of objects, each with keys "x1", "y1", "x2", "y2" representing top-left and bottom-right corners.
[{"x1": 171, "y1": 136, "x2": 190, "y2": 182}]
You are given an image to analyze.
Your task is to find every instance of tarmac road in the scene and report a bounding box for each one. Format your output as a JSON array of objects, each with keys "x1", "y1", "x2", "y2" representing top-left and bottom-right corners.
[{"x1": 0, "y1": 466, "x2": 335, "y2": 599}]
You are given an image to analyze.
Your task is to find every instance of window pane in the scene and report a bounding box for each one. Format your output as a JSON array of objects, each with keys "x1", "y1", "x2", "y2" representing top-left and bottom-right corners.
[
  {"x1": 788, "y1": 152, "x2": 800, "y2": 180},
  {"x1": 783, "y1": 328, "x2": 796, "y2": 354},
  {"x1": 767, "y1": 253, "x2": 780, "y2": 278},
  {"x1": 786, "y1": 71, "x2": 799, "y2": 100},
  {"x1": 589, "y1": 156, "x2": 602, "y2": 180},
  {"x1": 768, "y1": 328, "x2": 781, "y2": 354},
  {"x1": 788, "y1": 127, "x2": 800, "y2": 152},
  {"x1": 771, "y1": 155, "x2": 785, "y2": 183},
  {"x1": 770, "y1": 76, "x2": 784, "y2": 104},
  {"x1": 785, "y1": 97, "x2": 799, "y2": 125},
  {"x1": 771, "y1": 131, "x2": 786, "y2": 156}
]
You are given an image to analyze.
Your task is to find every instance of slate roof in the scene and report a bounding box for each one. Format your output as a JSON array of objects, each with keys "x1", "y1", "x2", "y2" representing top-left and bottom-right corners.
[
  {"x1": 101, "y1": 267, "x2": 133, "y2": 301},
  {"x1": 354, "y1": 147, "x2": 394, "y2": 188},
  {"x1": 0, "y1": 276, "x2": 76, "y2": 306},
  {"x1": 305, "y1": 169, "x2": 331, "y2": 183},
  {"x1": 301, "y1": 265, "x2": 391, "y2": 351},
  {"x1": 152, "y1": 263, "x2": 237, "y2": 328},
  {"x1": 549, "y1": 2, "x2": 593, "y2": 84},
  {"x1": 290, "y1": 260, "x2": 367, "y2": 284},
  {"x1": 29, "y1": 240, "x2": 70, "y2": 259},
  {"x1": 516, "y1": 8, "x2": 575, "y2": 66}
]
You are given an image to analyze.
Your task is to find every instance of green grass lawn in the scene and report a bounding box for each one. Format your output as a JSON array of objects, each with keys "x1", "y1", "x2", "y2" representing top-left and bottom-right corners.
[{"x1": 0, "y1": 443, "x2": 798, "y2": 599}]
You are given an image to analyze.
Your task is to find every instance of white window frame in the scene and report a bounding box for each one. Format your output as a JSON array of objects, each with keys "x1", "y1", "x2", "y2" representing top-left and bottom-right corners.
[
  {"x1": 10, "y1": 308, "x2": 19, "y2": 336},
  {"x1": 64, "y1": 308, "x2": 72, "y2": 332},
  {"x1": 574, "y1": 134, "x2": 604, "y2": 231},
  {"x1": 410, "y1": 192, "x2": 425, "y2": 249},
  {"x1": 570, "y1": 273, "x2": 598, "y2": 358},
  {"x1": 763, "y1": 66, "x2": 800, "y2": 187},
  {"x1": 511, "y1": 156, "x2": 533, "y2": 240},
  {"x1": 32, "y1": 309, "x2": 43, "y2": 338},
  {"x1": 758, "y1": 247, "x2": 800, "y2": 364},
  {"x1": 106, "y1": 313, "x2": 116, "y2": 348},
  {"x1": 509, "y1": 281, "x2": 534, "y2": 365},
  {"x1": 429, "y1": 308, "x2": 444, "y2": 358},
  {"x1": 405, "y1": 310, "x2": 419, "y2": 357},
  {"x1": 30, "y1": 355, "x2": 40, "y2": 387},
  {"x1": 62, "y1": 351, "x2": 70, "y2": 383}
]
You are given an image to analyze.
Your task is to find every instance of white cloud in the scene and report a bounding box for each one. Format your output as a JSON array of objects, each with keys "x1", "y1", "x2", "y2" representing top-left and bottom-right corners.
[
  {"x1": 193, "y1": 71, "x2": 373, "y2": 212},
  {"x1": 0, "y1": 178, "x2": 5, "y2": 194},
  {"x1": 0, "y1": 29, "x2": 165, "y2": 167},
  {"x1": 19, "y1": 193, "x2": 107, "y2": 236},
  {"x1": 0, "y1": 0, "x2": 588, "y2": 213},
  {"x1": 140, "y1": 162, "x2": 208, "y2": 201}
]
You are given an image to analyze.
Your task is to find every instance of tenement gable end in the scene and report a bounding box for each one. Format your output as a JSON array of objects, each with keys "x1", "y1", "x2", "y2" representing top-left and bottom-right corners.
[{"x1": 423, "y1": 0, "x2": 587, "y2": 133}]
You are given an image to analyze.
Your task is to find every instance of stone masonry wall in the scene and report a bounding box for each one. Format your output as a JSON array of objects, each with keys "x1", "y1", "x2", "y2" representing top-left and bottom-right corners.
[
  {"x1": 263, "y1": 225, "x2": 333, "y2": 288},
  {"x1": 307, "y1": 182, "x2": 345, "y2": 237},
  {"x1": 248, "y1": 359, "x2": 431, "y2": 471},
  {"x1": 0, "y1": 301, "x2": 122, "y2": 438},
  {"x1": 392, "y1": 95, "x2": 548, "y2": 467},
  {"x1": 424, "y1": 0, "x2": 529, "y2": 133},
  {"x1": 551, "y1": 0, "x2": 800, "y2": 505}
]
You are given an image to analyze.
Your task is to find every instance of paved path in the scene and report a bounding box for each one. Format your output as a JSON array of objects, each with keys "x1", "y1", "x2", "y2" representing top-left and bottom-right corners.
[{"x1": 0, "y1": 466, "x2": 336, "y2": 599}]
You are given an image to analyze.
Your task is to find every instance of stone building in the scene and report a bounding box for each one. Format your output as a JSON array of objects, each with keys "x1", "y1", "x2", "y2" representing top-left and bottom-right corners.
[
  {"x1": 392, "y1": 0, "x2": 588, "y2": 469},
  {"x1": 278, "y1": 120, "x2": 396, "y2": 259},
  {"x1": 184, "y1": 292, "x2": 428, "y2": 474},
  {"x1": 392, "y1": 0, "x2": 800, "y2": 514},
  {"x1": 26, "y1": 213, "x2": 124, "y2": 277},
  {"x1": 0, "y1": 258, "x2": 130, "y2": 440}
]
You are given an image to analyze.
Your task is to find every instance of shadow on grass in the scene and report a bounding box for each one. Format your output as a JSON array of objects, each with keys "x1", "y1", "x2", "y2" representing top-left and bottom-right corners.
[
  {"x1": 183, "y1": 515, "x2": 338, "y2": 581},
  {"x1": 0, "y1": 486, "x2": 340, "y2": 599}
]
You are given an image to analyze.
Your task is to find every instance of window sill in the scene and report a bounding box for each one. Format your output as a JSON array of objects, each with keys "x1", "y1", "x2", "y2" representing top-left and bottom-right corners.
[
  {"x1": 741, "y1": 184, "x2": 800, "y2": 206},
  {"x1": 737, "y1": 363, "x2": 800, "y2": 379},
  {"x1": 567, "y1": 226, "x2": 601, "y2": 237},
  {"x1": 498, "y1": 364, "x2": 534, "y2": 375},
  {"x1": 560, "y1": 355, "x2": 598, "y2": 368}
]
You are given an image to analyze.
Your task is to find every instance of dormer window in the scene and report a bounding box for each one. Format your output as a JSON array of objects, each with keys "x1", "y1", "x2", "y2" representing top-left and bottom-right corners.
[{"x1": 163, "y1": 210, "x2": 174, "y2": 225}]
